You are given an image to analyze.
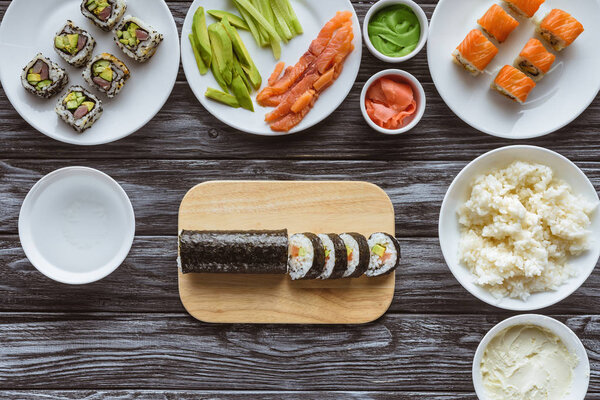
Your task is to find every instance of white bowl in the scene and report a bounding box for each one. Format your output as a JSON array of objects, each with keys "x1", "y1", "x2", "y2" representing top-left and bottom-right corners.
[
  {"x1": 360, "y1": 69, "x2": 426, "y2": 135},
  {"x1": 363, "y1": 0, "x2": 429, "y2": 63},
  {"x1": 439, "y1": 145, "x2": 600, "y2": 311},
  {"x1": 19, "y1": 167, "x2": 136, "y2": 285},
  {"x1": 473, "y1": 314, "x2": 590, "y2": 400}
]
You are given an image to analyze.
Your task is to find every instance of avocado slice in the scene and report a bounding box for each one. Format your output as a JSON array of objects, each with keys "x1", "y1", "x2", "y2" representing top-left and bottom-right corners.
[
  {"x1": 66, "y1": 34, "x2": 79, "y2": 53},
  {"x1": 231, "y1": 75, "x2": 254, "y2": 112},
  {"x1": 372, "y1": 244, "x2": 386, "y2": 257},
  {"x1": 36, "y1": 80, "x2": 52, "y2": 90},
  {"x1": 205, "y1": 87, "x2": 239, "y2": 108},
  {"x1": 99, "y1": 67, "x2": 113, "y2": 82},
  {"x1": 232, "y1": 56, "x2": 252, "y2": 92},
  {"x1": 192, "y1": 7, "x2": 212, "y2": 68},
  {"x1": 188, "y1": 34, "x2": 208, "y2": 75},
  {"x1": 27, "y1": 73, "x2": 41, "y2": 84},
  {"x1": 82, "y1": 101, "x2": 95, "y2": 111},
  {"x1": 209, "y1": 49, "x2": 229, "y2": 92},
  {"x1": 93, "y1": 60, "x2": 110, "y2": 73},
  {"x1": 66, "y1": 100, "x2": 79, "y2": 110},
  {"x1": 208, "y1": 23, "x2": 233, "y2": 85},
  {"x1": 207, "y1": 10, "x2": 249, "y2": 31},
  {"x1": 221, "y1": 17, "x2": 262, "y2": 89}
]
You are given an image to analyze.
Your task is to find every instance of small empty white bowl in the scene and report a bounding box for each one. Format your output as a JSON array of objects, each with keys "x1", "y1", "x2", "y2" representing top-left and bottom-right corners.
[
  {"x1": 19, "y1": 167, "x2": 135, "y2": 285},
  {"x1": 363, "y1": 0, "x2": 429, "y2": 63},
  {"x1": 473, "y1": 314, "x2": 590, "y2": 400},
  {"x1": 360, "y1": 69, "x2": 426, "y2": 134}
]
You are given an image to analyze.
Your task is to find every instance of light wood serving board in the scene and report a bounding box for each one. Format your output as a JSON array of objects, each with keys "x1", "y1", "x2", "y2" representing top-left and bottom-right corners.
[{"x1": 178, "y1": 181, "x2": 396, "y2": 324}]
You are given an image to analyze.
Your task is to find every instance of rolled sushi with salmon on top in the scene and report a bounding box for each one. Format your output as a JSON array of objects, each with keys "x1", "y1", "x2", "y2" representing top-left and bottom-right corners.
[
  {"x1": 366, "y1": 233, "x2": 401, "y2": 277},
  {"x1": 114, "y1": 16, "x2": 163, "y2": 62},
  {"x1": 288, "y1": 233, "x2": 325, "y2": 280},
  {"x1": 55, "y1": 86, "x2": 103, "y2": 133},
  {"x1": 503, "y1": 0, "x2": 545, "y2": 18},
  {"x1": 491, "y1": 65, "x2": 536, "y2": 104},
  {"x1": 21, "y1": 54, "x2": 68, "y2": 99},
  {"x1": 317, "y1": 234, "x2": 347, "y2": 280},
  {"x1": 83, "y1": 53, "x2": 130, "y2": 98},
  {"x1": 340, "y1": 232, "x2": 370, "y2": 278},
  {"x1": 536, "y1": 9, "x2": 584, "y2": 51},
  {"x1": 81, "y1": 0, "x2": 127, "y2": 31},
  {"x1": 514, "y1": 38, "x2": 555, "y2": 81},
  {"x1": 477, "y1": 4, "x2": 519, "y2": 43},
  {"x1": 452, "y1": 29, "x2": 499, "y2": 76},
  {"x1": 54, "y1": 21, "x2": 96, "y2": 68}
]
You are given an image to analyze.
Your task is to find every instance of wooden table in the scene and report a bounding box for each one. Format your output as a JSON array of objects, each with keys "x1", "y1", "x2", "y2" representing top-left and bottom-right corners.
[{"x1": 1, "y1": 1, "x2": 598, "y2": 398}]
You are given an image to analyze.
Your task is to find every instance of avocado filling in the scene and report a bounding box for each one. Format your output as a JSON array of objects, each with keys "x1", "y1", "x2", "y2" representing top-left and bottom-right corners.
[
  {"x1": 26, "y1": 60, "x2": 53, "y2": 91},
  {"x1": 55, "y1": 33, "x2": 87, "y2": 56},
  {"x1": 64, "y1": 91, "x2": 95, "y2": 120},
  {"x1": 372, "y1": 244, "x2": 387, "y2": 258},
  {"x1": 91, "y1": 60, "x2": 114, "y2": 90},
  {"x1": 86, "y1": 0, "x2": 112, "y2": 22},
  {"x1": 116, "y1": 21, "x2": 150, "y2": 48}
]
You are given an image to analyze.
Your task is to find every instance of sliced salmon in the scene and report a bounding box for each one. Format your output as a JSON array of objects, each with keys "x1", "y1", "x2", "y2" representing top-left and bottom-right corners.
[
  {"x1": 308, "y1": 11, "x2": 352, "y2": 55},
  {"x1": 264, "y1": 66, "x2": 320, "y2": 122},
  {"x1": 492, "y1": 65, "x2": 536, "y2": 103},
  {"x1": 268, "y1": 62, "x2": 286, "y2": 86},
  {"x1": 454, "y1": 29, "x2": 498, "y2": 73},
  {"x1": 313, "y1": 67, "x2": 335, "y2": 92},
  {"x1": 477, "y1": 4, "x2": 519, "y2": 43},
  {"x1": 291, "y1": 89, "x2": 316, "y2": 113},
  {"x1": 315, "y1": 23, "x2": 353, "y2": 74},
  {"x1": 504, "y1": 0, "x2": 545, "y2": 18},
  {"x1": 270, "y1": 93, "x2": 319, "y2": 132}
]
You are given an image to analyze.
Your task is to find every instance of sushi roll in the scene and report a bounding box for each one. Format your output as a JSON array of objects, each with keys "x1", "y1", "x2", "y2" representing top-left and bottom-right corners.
[
  {"x1": 503, "y1": 0, "x2": 545, "y2": 18},
  {"x1": 55, "y1": 86, "x2": 103, "y2": 133},
  {"x1": 536, "y1": 9, "x2": 584, "y2": 51},
  {"x1": 366, "y1": 233, "x2": 401, "y2": 277},
  {"x1": 81, "y1": 0, "x2": 127, "y2": 31},
  {"x1": 83, "y1": 53, "x2": 130, "y2": 98},
  {"x1": 514, "y1": 38, "x2": 556, "y2": 81},
  {"x1": 288, "y1": 233, "x2": 325, "y2": 280},
  {"x1": 477, "y1": 4, "x2": 519, "y2": 43},
  {"x1": 452, "y1": 29, "x2": 499, "y2": 76},
  {"x1": 340, "y1": 233, "x2": 370, "y2": 278},
  {"x1": 491, "y1": 65, "x2": 536, "y2": 104},
  {"x1": 21, "y1": 54, "x2": 68, "y2": 99},
  {"x1": 54, "y1": 21, "x2": 96, "y2": 68},
  {"x1": 114, "y1": 16, "x2": 164, "y2": 62},
  {"x1": 317, "y1": 234, "x2": 347, "y2": 280}
]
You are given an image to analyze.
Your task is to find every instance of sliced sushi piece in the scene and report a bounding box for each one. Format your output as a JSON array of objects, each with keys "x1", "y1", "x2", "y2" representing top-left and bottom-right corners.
[
  {"x1": 114, "y1": 16, "x2": 164, "y2": 62},
  {"x1": 83, "y1": 53, "x2": 130, "y2": 98},
  {"x1": 366, "y1": 233, "x2": 401, "y2": 277},
  {"x1": 81, "y1": 0, "x2": 126, "y2": 31},
  {"x1": 491, "y1": 65, "x2": 536, "y2": 104},
  {"x1": 288, "y1": 233, "x2": 325, "y2": 280},
  {"x1": 452, "y1": 29, "x2": 499, "y2": 76},
  {"x1": 21, "y1": 54, "x2": 68, "y2": 99},
  {"x1": 55, "y1": 86, "x2": 103, "y2": 133},
  {"x1": 503, "y1": 0, "x2": 545, "y2": 18},
  {"x1": 536, "y1": 9, "x2": 584, "y2": 51},
  {"x1": 477, "y1": 4, "x2": 519, "y2": 43},
  {"x1": 317, "y1": 234, "x2": 347, "y2": 279},
  {"x1": 340, "y1": 233, "x2": 370, "y2": 278},
  {"x1": 514, "y1": 38, "x2": 556, "y2": 81},
  {"x1": 54, "y1": 21, "x2": 96, "y2": 68}
]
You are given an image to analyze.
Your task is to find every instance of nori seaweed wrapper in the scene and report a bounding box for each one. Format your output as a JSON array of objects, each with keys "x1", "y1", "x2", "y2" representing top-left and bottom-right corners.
[
  {"x1": 327, "y1": 233, "x2": 348, "y2": 279},
  {"x1": 347, "y1": 232, "x2": 370, "y2": 278},
  {"x1": 179, "y1": 230, "x2": 288, "y2": 274},
  {"x1": 302, "y1": 233, "x2": 326, "y2": 280}
]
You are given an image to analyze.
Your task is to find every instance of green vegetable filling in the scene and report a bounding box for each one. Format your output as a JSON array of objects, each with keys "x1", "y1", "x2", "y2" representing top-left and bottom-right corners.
[
  {"x1": 26, "y1": 66, "x2": 53, "y2": 91},
  {"x1": 368, "y1": 4, "x2": 421, "y2": 58},
  {"x1": 86, "y1": 0, "x2": 110, "y2": 15},
  {"x1": 372, "y1": 244, "x2": 386, "y2": 257},
  {"x1": 64, "y1": 91, "x2": 95, "y2": 112},
  {"x1": 92, "y1": 60, "x2": 113, "y2": 82},
  {"x1": 55, "y1": 34, "x2": 81, "y2": 55},
  {"x1": 117, "y1": 22, "x2": 146, "y2": 48}
]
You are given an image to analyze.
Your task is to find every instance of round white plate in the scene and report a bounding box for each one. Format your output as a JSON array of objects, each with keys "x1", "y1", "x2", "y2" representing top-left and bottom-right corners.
[
  {"x1": 439, "y1": 145, "x2": 600, "y2": 311},
  {"x1": 428, "y1": 0, "x2": 600, "y2": 139},
  {"x1": 181, "y1": 0, "x2": 362, "y2": 136},
  {"x1": 19, "y1": 167, "x2": 136, "y2": 285},
  {"x1": 0, "y1": 0, "x2": 179, "y2": 145}
]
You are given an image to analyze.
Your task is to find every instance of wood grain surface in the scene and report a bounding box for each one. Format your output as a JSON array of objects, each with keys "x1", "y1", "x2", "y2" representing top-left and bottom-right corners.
[{"x1": 0, "y1": 0, "x2": 599, "y2": 398}]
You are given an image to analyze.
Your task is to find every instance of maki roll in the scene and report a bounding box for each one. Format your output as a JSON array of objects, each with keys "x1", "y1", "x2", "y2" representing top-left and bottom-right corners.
[
  {"x1": 288, "y1": 233, "x2": 325, "y2": 280},
  {"x1": 536, "y1": 9, "x2": 584, "y2": 51},
  {"x1": 21, "y1": 54, "x2": 68, "y2": 99},
  {"x1": 491, "y1": 65, "x2": 536, "y2": 104},
  {"x1": 366, "y1": 233, "x2": 401, "y2": 277},
  {"x1": 477, "y1": 4, "x2": 519, "y2": 43},
  {"x1": 55, "y1": 86, "x2": 103, "y2": 133},
  {"x1": 54, "y1": 21, "x2": 96, "y2": 68},
  {"x1": 340, "y1": 233, "x2": 370, "y2": 278},
  {"x1": 83, "y1": 53, "x2": 130, "y2": 98},
  {"x1": 317, "y1": 234, "x2": 347, "y2": 280},
  {"x1": 514, "y1": 38, "x2": 556, "y2": 82},
  {"x1": 178, "y1": 230, "x2": 288, "y2": 274},
  {"x1": 503, "y1": 0, "x2": 545, "y2": 18},
  {"x1": 81, "y1": 0, "x2": 127, "y2": 31},
  {"x1": 114, "y1": 16, "x2": 163, "y2": 62},
  {"x1": 452, "y1": 29, "x2": 499, "y2": 76}
]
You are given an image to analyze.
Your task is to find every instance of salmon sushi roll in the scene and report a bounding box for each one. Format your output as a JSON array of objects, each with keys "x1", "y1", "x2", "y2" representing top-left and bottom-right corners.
[
  {"x1": 452, "y1": 29, "x2": 499, "y2": 76},
  {"x1": 478, "y1": 4, "x2": 519, "y2": 43},
  {"x1": 514, "y1": 38, "x2": 555, "y2": 81},
  {"x1": 491, "y1": 65, "x2": 536, "y2": 104},
  {"x1": 503, "y1": 0, "x2": 545, "y2": 18},
  {"x1": 536, "y1": 9, "x2": 584, "y2": 51}
]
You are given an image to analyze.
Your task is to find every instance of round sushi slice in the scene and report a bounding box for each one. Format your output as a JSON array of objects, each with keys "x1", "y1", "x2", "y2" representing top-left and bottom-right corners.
[
  {"x1": 54, "y1": 20, "x2": 96, "y2": 68},
  {"x1": 81, "y1": 0, "x2": 127, "y2": 32},
  {"x1": 340, "y1": 233, "x2": 370, "y2": 278},
  {"x1": 114, "y1": 16, "x2": 164, "y2": 62},
  {"x1": 366, "y1": 232, "x2": 401, "y2": 277},
  {"x1": 55, "y1": 85, "x2": 103, "y2": 133},
  {"x1": 21, "y1": 54, "x2": 68, "y2": 99},
  {"x1": 288, "y1": 233, "x2": 325, "y2": 280},
  {"x1": 83, "y1": 53, "x2": 130, "y2": 98},
  {"x1": 317, "y1": 234, "x2": 347, "y2": 279}
]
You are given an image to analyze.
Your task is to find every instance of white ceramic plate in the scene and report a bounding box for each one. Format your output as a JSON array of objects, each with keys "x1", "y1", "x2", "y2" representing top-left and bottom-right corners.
[
  {"x1": 428, "y1": 0, "x2": 600, "y2": 139},
  {"x1": 439, "y1": 146, "x2": 600, "y2": 311},
  {"x1": 473, "y1": 314, "x2": 590, "y2": 400},
  {"x1": 19, "y1": 167, "x2": 136, "y2": 285},
  {"x1": 0, "y1": 0, "x2": 179, "y2": 145},
  {"x1": 181, "y1": 0, "x2": 362, "y2": 136}
]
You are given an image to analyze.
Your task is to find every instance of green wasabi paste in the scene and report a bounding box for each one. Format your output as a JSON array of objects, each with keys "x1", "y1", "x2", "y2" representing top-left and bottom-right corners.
[{"x1": 368, "y1": 4, "x2": 421, "y2": 58}]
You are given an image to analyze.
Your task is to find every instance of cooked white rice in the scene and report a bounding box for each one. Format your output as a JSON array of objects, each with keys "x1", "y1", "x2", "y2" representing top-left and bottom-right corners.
[
  {"x1": 318, "y1": 234, "x2": 335, "y2": 279},
  {"x1": 288, "y1": 234, "x2": 314, "y2": 280},
  {"x1": 341, "y1": 233, "x2": 360, "y2": 278}
]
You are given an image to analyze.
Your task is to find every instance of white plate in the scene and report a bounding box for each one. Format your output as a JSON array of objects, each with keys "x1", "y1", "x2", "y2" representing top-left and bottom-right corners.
[
  {"x1": 19, "y1": 167, "x2": 136, "y2": 285},
  {"x1": 439, "y1": 146, "x2": 600, "y2": 311},
  {"x1": 181, "y1": 0, "x2": 362, "y2": 136},
  {"x1": 0, "y1": 0, "x2": 179, "y2": 145},
  {"x1": 428, "y1": 0, "x2": 600, "y2": 139}
]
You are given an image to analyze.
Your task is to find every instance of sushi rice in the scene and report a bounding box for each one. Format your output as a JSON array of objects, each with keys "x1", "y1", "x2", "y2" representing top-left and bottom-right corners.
[
  {"x1": 288, "y1": 233, "x2": 324, "y2": 280},
  {"x1": 340, "y1": 232, "x2": 370, "y2": 278},
  {"x1": 317, "y1": 233, "x2": 346, "y2": 279},
  {"x1": 366, "y1": 232, "x2": 401, "y2": 277},
  {"x1": 83, "y1": 53, "x2": 130, "y2": 98},
  {"x1": 55, "y1": 85, "x2": 103, "y2": 133},
  {"x1": 54, "y1": 20, "x2": 96, "y2": 68},
  {"x1": 114, "y1": 16, "x2": 163, "y2": 62}
]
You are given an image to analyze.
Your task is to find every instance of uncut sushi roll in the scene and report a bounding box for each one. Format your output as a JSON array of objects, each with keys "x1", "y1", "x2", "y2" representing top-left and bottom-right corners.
[
  {"x1": 452, "y1": 29, "x2": 499, "y2": 76},
  {"x1": 491, "y1": 65, "x2": 536, "y2": 104},
  {"x1": 503, "y1": 0, "x2": 545, "y2": 18},
  {"x1": 288, "y1": 233, "x2": 325, "y2": 280},
  {"x1": 536, "y1": 9, "x2": 584, "y2": 51},
  {"x1": 477, "y1": 4, "x2": 519, "y2": 43},
  {"x1": 114, "y1": 16, "x2": 163, "y2": 62},
  {"x1": 340, "y1": 233, "x2": 370, "y2": 278},
  {"x1": 83, "y1": 53, "x2": 130, "y2": 98},
  {"x1": 366, "y1": 233, "x2": 401, "y2": 277},
  {"x1": 21, "y1": 54, "x2": 68, "y2": 99},
  {"x1": 55, "y1": 86, "x2": 103, "y2": 133},
  {"x1": 81, "y1": 0, "x2": 127, "y2": 31},
  {"x1": 54, "y1": 21, "x2": 96, "y2": 68},
  {"x1": 514, "y1": 38, "x2": 555, "y2": 81},
  {"x1": 317, "y1": 234, "x2": 347, "y2": 280}
]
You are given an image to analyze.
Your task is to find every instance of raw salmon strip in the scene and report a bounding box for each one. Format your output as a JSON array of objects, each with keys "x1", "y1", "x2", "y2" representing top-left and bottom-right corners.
[
  {"x1": 452, "y1": 29, "x2": 499, "y2": 76},
  {"x1": 504, "y1": 0, "x2": 545, "y2": 18},
  {"x1": 491, "y1": 65, "x2": 536, "y2": 104},
  {"x1": 537, "y1": 9, "x2": 584, "y2": 51},
  {"x1": 478, "y1": 4, "x2": 519, "y2": 43},
  {"x1": 514, "y1": 38, "x2": 555, "y2": 81}
]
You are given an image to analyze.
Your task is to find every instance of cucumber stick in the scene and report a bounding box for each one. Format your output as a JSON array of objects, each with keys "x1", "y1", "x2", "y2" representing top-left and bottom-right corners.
[{"x1": 207, "y1": 10, "x2": 249, "y2": 30}]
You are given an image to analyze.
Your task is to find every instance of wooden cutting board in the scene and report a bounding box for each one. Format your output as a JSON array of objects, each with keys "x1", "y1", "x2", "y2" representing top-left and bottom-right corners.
[{"x1": 178, "y1": 181, "x2": 396, "y2": 324}]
